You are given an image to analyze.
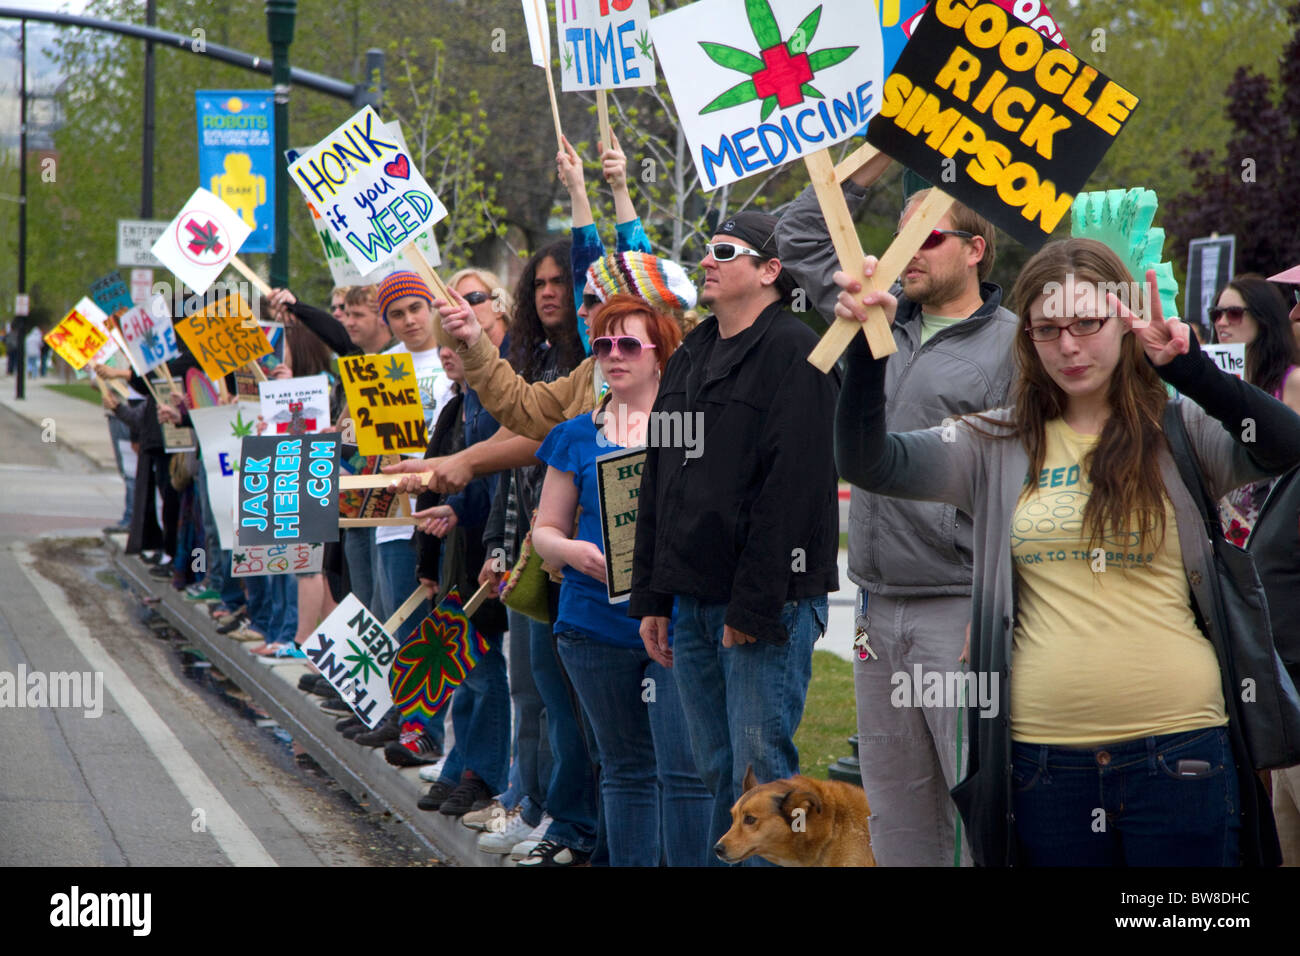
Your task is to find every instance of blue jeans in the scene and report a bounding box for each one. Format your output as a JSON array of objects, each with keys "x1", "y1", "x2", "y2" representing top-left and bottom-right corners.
[
  {"x1": 437, "y1": 630, "x2": 510, "y2": 794},
  {"x1": 1012, "y1": 726, "x2": 1241, "y2": 866},
  {"x1": 108, "y1": 414, "x2": 134, "y2": 525},
  {"x1": 343, "y1": 527, "x2": 379, "y2": 613},
  {"x1": 501, "y1": 608, "x2": 551, "y2": 821},
  {"x1": 672, "y1": 594, "x2": 827, "y2": 865},
  {"x1": 374, "y1": 537, "x2": 444, "y2": 750},
  {"x1": 557, "y1": 629, "x2": 713, "y2": 866},
  {"x1": 245, "y1": 573, "x2": 299, "y2": 645},
  {"x1": 530, "y1": 615, "x2": 598, "y2": 853}
]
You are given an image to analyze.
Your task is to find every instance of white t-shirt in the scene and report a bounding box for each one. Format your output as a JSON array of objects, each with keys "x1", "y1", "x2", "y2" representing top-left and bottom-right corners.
[{"x1": 375, "y1": 342, "x2": 453, "y2": 545}]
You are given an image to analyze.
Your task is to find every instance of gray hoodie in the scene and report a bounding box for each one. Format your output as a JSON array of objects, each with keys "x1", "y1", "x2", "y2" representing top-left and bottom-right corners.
[{"x1": 777, "y1": 181, "x2": 1019, "y2": 596}]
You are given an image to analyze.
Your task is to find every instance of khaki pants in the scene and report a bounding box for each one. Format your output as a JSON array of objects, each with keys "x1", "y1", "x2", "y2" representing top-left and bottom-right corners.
[{"x1": 1274, "y1": 765, "x2": 1300, "y2": 866}]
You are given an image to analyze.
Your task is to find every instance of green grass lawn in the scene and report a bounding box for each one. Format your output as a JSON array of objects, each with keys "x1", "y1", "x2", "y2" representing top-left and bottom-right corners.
[
  {"x1": 794, "y1": 650, "x2": 857, "y2": 780},
  {"x1": 44, "y1": 383, "x2": 102, "y2": 406}
]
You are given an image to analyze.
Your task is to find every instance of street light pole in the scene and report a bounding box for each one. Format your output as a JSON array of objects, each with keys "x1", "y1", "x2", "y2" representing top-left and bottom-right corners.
[
  {"x1": 266, "y1": 0, "x2": 295, "y2": 290},
  {"x1": 141, "y1": 0, "x2": 155, "y2": 218},
  {"x1": 16, "y1": 17, "x2": 26, "y2": 401}
]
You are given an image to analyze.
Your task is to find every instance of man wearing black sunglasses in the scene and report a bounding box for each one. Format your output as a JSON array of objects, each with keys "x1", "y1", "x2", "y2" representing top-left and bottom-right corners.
[
  {"x1": 631, "y1": 211, "x2": 839, "y2": 861},
  {"x1": 775, "y1": 161, "x2": 1018, "y2": 868}
]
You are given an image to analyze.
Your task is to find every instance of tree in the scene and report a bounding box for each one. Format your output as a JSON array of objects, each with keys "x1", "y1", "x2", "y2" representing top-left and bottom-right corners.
[{"x1": 1165, "y1": 3, "x2": 1300, "y2": 276}]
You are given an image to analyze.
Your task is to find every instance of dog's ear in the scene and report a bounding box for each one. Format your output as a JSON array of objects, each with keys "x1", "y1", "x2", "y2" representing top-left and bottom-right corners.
[
  {"x1": 781, "y1": 788, "x2": 823, "y2": 819},
  {"x1": 742, "y1": 764, "x2": 759, "y2": 793}
]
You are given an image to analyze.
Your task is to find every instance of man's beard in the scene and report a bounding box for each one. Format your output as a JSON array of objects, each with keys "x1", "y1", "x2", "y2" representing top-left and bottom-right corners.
[{"x1": 902, "y1": 267, "x2": 968, "y2": 310}]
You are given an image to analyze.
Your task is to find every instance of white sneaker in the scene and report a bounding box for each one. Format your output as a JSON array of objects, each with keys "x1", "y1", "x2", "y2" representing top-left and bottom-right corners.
[
  {"x1": 417, "y1": 757, "x2": 448, "y2": 782},
  {"x1": 477, "y1": 808, "x2": 533, "y2": 853},
  {"x1": 509, "y1": 814, "x2": 553, "y2": 860},
  {"x1": 461, "y1": 800, "x2": 505, "y2": 831}
]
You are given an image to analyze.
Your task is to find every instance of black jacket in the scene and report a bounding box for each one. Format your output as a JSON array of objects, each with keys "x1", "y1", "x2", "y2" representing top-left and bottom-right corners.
[{"x1": 629, "y1": 301, "x2": 840, "y2": 644}]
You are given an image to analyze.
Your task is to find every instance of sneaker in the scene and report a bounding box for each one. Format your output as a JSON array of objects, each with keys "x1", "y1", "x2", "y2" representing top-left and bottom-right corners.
[
  {"x1": 515, "y1": 838, "x2": 589, "y2": 867},
  {"x1": 211, "y1": 603, "x2": 245, "y2": 623},
  {"x1": 384, "y1": 730, "x2": 442, "y2": 767},
  {"x1": 417, "y1": 781, "x2": 455, "y2": 812},
  {"x1": 300, "y1": 673, "x2": 324, "y2": 692},
  {"x1": 148, "y1": 563, "x2": 174, "y2": 578},
  {"x1": 440, "y1": 776, "x2": 493, "y2": 817},
  {"x1": 477, "y1": 810, "x2": 534, "y2": 854},
  {"x1": 342, "y1": 721, "x2": 369, "y2": 740},
  {"x1": 417, "y1": 757, "x2": 448, "y2": 782},
  {"x1": 334, "y1": 715, "x2": 363, "y2": 734},
  {"x1": 461, "y1": 800, "x2": 506, "y2": 832},
  {"x1": 215, "y1": 612, "x2": 249, "y2": 635},
  {"x1": 510, "y1": 816, "x2": 554, "y2": 860},
  {"x1": 353, "y1": 710, "x2": 399, "y2": 747},
  {"x1": 228, "y1": 625, "x2": 268, "y2": 643},
  {"x1": 184, "y1": 584, "x2": 218, "y2": 601},
  {"x1": 319, "y1": 694, "x2": 352, "y2": 715}
]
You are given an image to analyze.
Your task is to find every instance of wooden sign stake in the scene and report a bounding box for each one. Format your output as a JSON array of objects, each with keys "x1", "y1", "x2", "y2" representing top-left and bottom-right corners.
[
  {"x1": 340, "y1": 516, "x2": 423, "y2": 528},
  {"x1": 384, "y1": 584, "x2": 429, "y2": 635},
  {"x1": 401, "y1": 243, "x2": 461, "y2": 351},
  {"x1": 595, "y1": 89, "x2": 612, "y2": 154},
  {"x1": 340, "y1": 473, "x2": 433, "y2": 491},
  {"x1": 533, "y1": 0, "x2": 565, "y2": 150},
  {"x1": 228, "y1": 256, "x2": 274, "y2": 300},
  {"x1": 463, "y1": 579, "x2": 495, "y2": 617}
]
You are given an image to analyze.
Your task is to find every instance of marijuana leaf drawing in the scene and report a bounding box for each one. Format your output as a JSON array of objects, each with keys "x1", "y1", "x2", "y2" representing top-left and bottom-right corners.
[
  {"x1": 698, "y1": 2, "x2": 856, "y2": 121},
  {"x1": 382, "y1": 355, "x2": 410, "y2": 384},
  {"x1": 563, "y1": 48, "x2": 574, "y2": 72},
  {"x1": 636, "y1": 30, "x2": 653, "y2": 59},
  {"x1": 184, "y1": 218, "x2": 225, "y2": 257},
  {"x1": 230, "y1": 408, "x2": 255, "y2": 438},
  {"x1": 343, "y1": 638, "x2": 382, "y2": 685}
]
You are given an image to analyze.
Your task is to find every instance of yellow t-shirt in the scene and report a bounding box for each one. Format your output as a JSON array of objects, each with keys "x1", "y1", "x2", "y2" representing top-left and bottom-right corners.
[{"x1": 1009, "y1": 418, "x2": 1227, "y2": 745}]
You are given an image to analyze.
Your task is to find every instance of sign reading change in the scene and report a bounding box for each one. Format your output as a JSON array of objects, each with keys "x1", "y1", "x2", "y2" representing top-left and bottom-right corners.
[
  {"x1": 649, "y1": 0, "x2": 884, "y2": 191},
  {"x1": 866, "y1": 0, "x2": 1139, "y2": 249},
  {"x1": 288, "y1": 106, "x2": 449, "y2": 274}
]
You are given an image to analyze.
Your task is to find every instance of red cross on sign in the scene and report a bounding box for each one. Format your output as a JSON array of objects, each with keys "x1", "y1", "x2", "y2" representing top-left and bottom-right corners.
[{"x1": 751, "y1": 45, "x2": 812, "y2": 109}]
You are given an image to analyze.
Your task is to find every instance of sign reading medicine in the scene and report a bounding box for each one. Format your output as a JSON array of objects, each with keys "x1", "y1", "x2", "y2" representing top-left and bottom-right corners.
[
  {"x1": 557, "y1": 0, "x2": 656, "y2": 92},
  {"x1": 196, "y1": 91, "x2": 276, "y2": 254},
  {"x1": 288, "y1": 106, "x2": 449, "y2": 274},
  {"x1": 649, "y1": 0, "x2": 884, "y2": 191}
]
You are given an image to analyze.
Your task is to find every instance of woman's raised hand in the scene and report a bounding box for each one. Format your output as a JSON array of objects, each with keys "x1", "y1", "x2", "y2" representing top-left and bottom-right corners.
[{"x1": 1109, "y1": 269, "x2": 1190, "y2": 367}]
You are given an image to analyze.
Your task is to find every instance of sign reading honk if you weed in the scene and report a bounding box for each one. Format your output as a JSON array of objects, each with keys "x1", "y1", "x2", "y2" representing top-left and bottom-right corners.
[{"x1": 288, "y1": 106, "x2": 448, "y2": 274}]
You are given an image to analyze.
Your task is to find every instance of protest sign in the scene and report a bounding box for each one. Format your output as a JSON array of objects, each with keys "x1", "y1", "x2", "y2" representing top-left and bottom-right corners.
[
  {"x1": 231, "y1": 541, "x2": 324, "y2": 577},
  {"x1": 258, "y1": 373, "x2": 330, "y2": 435},
  {"x1": 522, "y1": 0, "x2": 567, "y2": 148},
  {"x1": 189, "y1": 403, "x2": 257, "y2": 550},
  {"x1": 152, "y1": 375, "x2": 196, "y2": 452},
  {"x1": 1070, "y1": 188, "x2": 1179, "y2": 321},
  {"x1": 130, "y1": 269, "x2": 154, "y2": 305},
  {"x1": 89, "y1": 271, "x2": 134, "y2": 316},
  {"x1": 174, "y1": 292, "x2": 273, "y2": 382},
  {"x1": 287, "y1": 106, "x2": 449, "y2": 276},
  {"x1": 389, "y1": 589, "x2": 489, "y2": 726},
  {"x1": 196, "y1": 91, "x2": 275, "y2": 254},
  {"x1": 118, "y1": 294, "x2": 180, "y2": 374},
  {"x1": 649, "y1": 0, "x2": 884, "y2": 192},
  {"x1": 899, "y1": 0, "x2": 1067, "y2": 60},
  {"x1": 44, "y1": 307, "x2": 108, "y2": 371},
  {"x1": 1201, "y1": 343, "x2": 1246, "y2": 380},
  {"x1": 1185, "y1": 235, "x2": 1235, "y2": 331},
  {"x1": 236, "y1": 433, "x2": 341, "y2": 545},
  {"x1": 302, "y1": 595, "x2": 399, "y2": 728},
  {"x1": 150, "y1": 187, "x2": 254, "y2": 295},
  {"x1": 557, "y1": 0, "x2": 656, "y2": 92},
  {"x1": 337, "y1": 353, "x2": 428, "y2": 455},
  {"x1": 595, "y1": 447, "x2": 645, "y2": 603},
  {"x1": 70, "y1": 296, "x2": 121, "y2": 369},
  {"x1": 185, "y1": 366, "x2": 221, "y2": 409},
  {"x1": 866, "y1": 0, "x2": 1139, "y2": 250}
]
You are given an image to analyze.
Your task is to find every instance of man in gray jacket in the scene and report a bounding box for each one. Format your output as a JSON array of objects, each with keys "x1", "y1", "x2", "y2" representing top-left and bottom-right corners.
[{"x1": 776, "y1": 162, "x2": 1018, "y2": 866}]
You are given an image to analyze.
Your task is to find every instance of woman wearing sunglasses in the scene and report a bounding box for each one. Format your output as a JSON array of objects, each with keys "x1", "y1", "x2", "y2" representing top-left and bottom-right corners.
[
  {"x1": 448, "y1": 268, "x2": 512, "y2": 351},
  {"x1": 834, "y1": 237, "x2": 1300, "y2": 866},
  {"x1": 530, "y1": 294, "x2": 712, "y2": 866},
  {"x1": 1211, "y1": 275, "x2": 1300, "y2": 546}
]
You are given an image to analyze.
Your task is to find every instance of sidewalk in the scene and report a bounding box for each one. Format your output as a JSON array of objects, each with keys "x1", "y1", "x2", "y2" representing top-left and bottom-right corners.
[{"x1": 0, "y1": 371, "x2": 119, "y2": 472}]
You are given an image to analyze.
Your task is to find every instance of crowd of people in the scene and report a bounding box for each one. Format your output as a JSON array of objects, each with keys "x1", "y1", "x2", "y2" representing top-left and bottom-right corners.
[{"x1": 85, "y1": 131, "x2": 1300, "y2": 867}]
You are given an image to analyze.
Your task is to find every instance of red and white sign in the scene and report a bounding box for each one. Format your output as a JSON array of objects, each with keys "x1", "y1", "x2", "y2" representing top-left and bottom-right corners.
[{"x1": 150, "y1": 187, "x2": 253, "y2": 294}]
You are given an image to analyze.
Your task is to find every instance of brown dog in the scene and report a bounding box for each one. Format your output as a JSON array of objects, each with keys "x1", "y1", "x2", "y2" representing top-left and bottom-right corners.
[{"x1": 714, "y1": 765, "x2": 876, "y2": 867}]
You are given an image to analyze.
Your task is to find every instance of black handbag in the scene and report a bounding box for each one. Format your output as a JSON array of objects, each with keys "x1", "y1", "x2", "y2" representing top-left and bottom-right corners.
[{"x1": 1164, "y1": 400, "x2": 1300, "y2": 770}]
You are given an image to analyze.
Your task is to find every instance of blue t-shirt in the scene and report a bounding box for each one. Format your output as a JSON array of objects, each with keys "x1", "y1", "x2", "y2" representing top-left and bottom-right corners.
[{"x1": 536, "y1": 413, "x2": 642, "y2": 648}]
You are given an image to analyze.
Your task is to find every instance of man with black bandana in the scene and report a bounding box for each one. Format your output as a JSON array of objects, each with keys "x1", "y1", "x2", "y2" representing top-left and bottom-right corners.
[{"x1": 631, "y1": 211, "x2": 840, "y2": 862}]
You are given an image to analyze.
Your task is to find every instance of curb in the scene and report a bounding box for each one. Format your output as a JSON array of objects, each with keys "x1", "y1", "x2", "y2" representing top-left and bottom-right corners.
[{"x1": 106, "y1": 536, "x2": 508, "y2": 867}]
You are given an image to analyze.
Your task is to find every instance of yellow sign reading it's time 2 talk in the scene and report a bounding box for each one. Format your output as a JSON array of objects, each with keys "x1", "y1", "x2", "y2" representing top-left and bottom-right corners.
[{"x1": 338, "y1": 352, "x2": 428, "y2": 455}]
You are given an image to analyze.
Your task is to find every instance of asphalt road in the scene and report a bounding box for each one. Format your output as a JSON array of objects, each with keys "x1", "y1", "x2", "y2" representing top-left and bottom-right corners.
[{"x1": 0, "y1": 402, "x2": 429, "y2": 866}]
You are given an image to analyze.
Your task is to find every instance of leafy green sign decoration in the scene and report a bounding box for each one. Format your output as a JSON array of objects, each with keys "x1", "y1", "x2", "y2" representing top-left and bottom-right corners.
[{"x1": 699, "y1": 2, "x2": 857, "y2": 121}]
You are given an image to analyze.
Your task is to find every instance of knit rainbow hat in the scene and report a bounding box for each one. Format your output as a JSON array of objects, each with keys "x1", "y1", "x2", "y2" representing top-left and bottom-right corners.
[
  {"x1": 377, "y1": 271, "x2": 433, "y2": 322},
  {"x1": 586, "y1": 252, "x2": 697, "y2": 314}
]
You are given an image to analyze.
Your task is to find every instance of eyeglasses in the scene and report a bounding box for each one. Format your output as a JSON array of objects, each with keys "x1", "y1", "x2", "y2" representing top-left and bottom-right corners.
[
  {"x1": 582, "y1": 292, "x2": 602, "y2": 311},
  {"x1": 893, "y1": 229, "x2": 976, "y2": 250},
  {"x1": 705, "y1": 242, "x2": 764, "y2": 262},
  {"x1": 461, "y1": 291, "x2": 490, "y2": 306},
  {"x1": 1209, "y1": 305, "x2": 1247, "y2": 323},
  {"x1": 592, "y1": 335, "x2": 657, "y2": 359},
  {"x1": 331, "y1": 303, "x2": 346, "y2": 314},
  {"x1": 1024, "y1": 317, "x2": 1109, "y2": 342}
]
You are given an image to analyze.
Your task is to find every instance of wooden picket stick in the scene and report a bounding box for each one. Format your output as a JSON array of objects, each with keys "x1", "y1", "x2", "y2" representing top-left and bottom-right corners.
[
  {"x1": 384, "y1": 584, "x2": 429, "y2": 635},
  {"x1": 532, "y1": 0, "x2": 565, "y2": 150},
  {"x1": 806, "y1": 162, "x2": 956, "y2": 373},
  {"x1": 596, "y1": 89, "x2": 612, "y2": 155},
  {"x1": 228, "y1": 255, "x2": 274, "y2": 300},
  {"x1": 834, "y1": 142, "x2": 881, "y2": 184},
  {"x1": 340, "y1": 473, "x2": 432, "y2": 490},
  {"x1": 463, "y1": 579, "x2": 495, "y2": 617},
  {"x1": 340, "y1": 516, "x2": 422, "y2": 527},
  {"x1": 401, "y1": 243, "x2": 461, "y2": 351}
]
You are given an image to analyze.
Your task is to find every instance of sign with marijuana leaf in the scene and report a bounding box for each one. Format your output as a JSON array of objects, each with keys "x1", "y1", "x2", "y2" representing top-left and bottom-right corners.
[
  {"x1": 649, "y1": 0, "x2": 883, "y2": 191},
  {"x1": 388, "y1": 589, "x2": 488, "y2": 728},
  {"x1": 174, "y1": 292, "x2": 273, "y2": 383},
  {"x1": 118, "y1": 294, "x2": 180, "y2": 374},
  {"x1": 302, "y1": 594, "x2": 399, "y2": 728},
  {"x1": 190, "y1": 402, "x2": 253, "y2": 550},
  {"x1": 149, "y1": 187, "x2": 253, "y2": 295},
  {"x1": 556, "y1": 0, "x2": 656, "y2": 93},
  {"x1": 338, "y1": 352, "x2": 428, "y2": 456}
]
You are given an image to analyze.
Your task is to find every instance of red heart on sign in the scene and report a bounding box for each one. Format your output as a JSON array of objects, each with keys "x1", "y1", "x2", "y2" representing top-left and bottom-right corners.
[{"x1": 384, "y1": 154, "x2": 410, "y2": 179}]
